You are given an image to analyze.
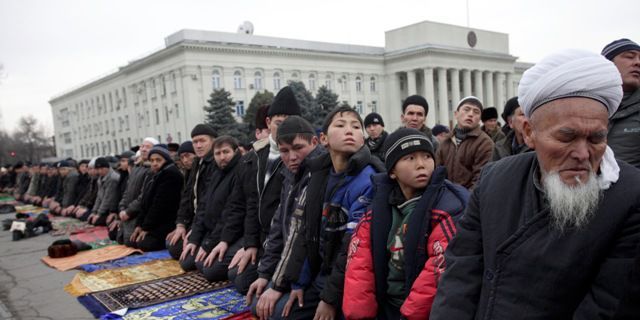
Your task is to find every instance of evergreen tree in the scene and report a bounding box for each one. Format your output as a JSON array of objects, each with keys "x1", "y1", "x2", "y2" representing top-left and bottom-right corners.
[
  {"x1": 313, "y1": 85, "x2": 339, "y2": 127},
  {"x1": 243, "y1": 90, "x2": 274, "y2": 131},
  {"x1": 203, "y1": 88, "x2": 249, "y2": 142}
]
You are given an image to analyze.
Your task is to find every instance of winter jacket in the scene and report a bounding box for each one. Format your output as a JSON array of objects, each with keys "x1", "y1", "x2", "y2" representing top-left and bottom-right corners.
[
  {"x1": 26, "y1": 173, "x2": 40, "y2": 196},
  {"x1": 61, "y1": 170, "x2": 79, "y2": 207},
  {"x1": 365, "y1": 131, "x2": 388, "y2": 162},
  {"x1": 45, "y1": 175, "x2": 59, "y2": 198},
  {"x1": 283, "y1": 146, "x2": 385, "y2": 308},
  {"x1": 174, "y1": 167, "x2": 195, "y2": 228},
  {"x1": 118, "y1": 163, "x2": 151, "y2": 217},
  {"x1": 430, "y1": 152, "x2": 640, "y2": 319},
  {"x1": 435, "y1": 126, "x2": 494, "y2": 190},
  {"x1": 608, "y1": 89, "x2": 640, "y2": 168},
  {"x1": 136, "y1": 162, "x2": 183, "y2": 237},
  {"x1": 418, "y1": 125, "x2": 440, "y2": 151},
  {"x1": 116, "y1": 169, "x2": 129, "y2": 204},
  {"x1": 259, "y1": 146, "x2": 325, "y2": 290},
  {"x1": 191, "y1": 152, "x2": 218, "y2": 232},
  {"x1": 188, "y1": 152, "x2": 241, "y2": 251},
  {"x1": 77, "y1": 176, "x2": 98, "y2": 208},
  {"x1": 72, "y1": 173, "x2": 91, "y2": 206},
  {"x1": 16, "y1": 172, "x2": 31, "y2": 196},
  {"x1": 92, "y1": 169, "x2": 120, "y2": 216},
  {"x1": 343, "y1": 168, "x2": 469, "y2": 320},
  {"x1": 481, "y1": 125, "x2": 506, "y2": 143},
  {"x1": 36, "y1": 175, "x2": 49, "y2": 197},
  {"x1": 243, "y1": 138, "x2": 286, "y2": 249},
  {"x1": 492, "y1": 130, "x2": 532, "y2": 161}
]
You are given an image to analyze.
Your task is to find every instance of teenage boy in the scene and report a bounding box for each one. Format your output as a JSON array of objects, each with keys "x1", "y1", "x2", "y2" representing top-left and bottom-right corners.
[
  {"x1": 246, "y1": 115, "x2": 324, "y2": 319},
  {"x1": 435, "y1": 96, "x2": 494, "y2": 190},
  {"x1": 343, "y1": 128, "x2": 470, "y2": 319},
  {"x1": 281, "y1": 106, "x2": 385, "y2": 319}
]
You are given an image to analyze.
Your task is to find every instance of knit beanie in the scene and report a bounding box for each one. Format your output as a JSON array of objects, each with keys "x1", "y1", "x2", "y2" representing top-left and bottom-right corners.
[
  {"x1": 178, "y1": 141, "x2": 195, "y2": 155},
  {"x1": 502, "y1": 96, "x2": 520, "y2": 123},
  {"x1": 431, "y1": 124, "x2": 450, "y2": 136},
  {"x1": 383, "y1": 128, "x2": 434, "y2": 173},
  {"x1": 268, "y1": 86, "x2": 301, "y2": 117},
  {"x1": 601, "y1": 38, "x2": 640, "y2": 61},
  {"x1": 191, "y1": 124, "x2": 217, "y2": 138},
  {"x1": 364, "y1": 112, "x2": 385, "y2": 127},
  {"x1": 402, "y1": 95, "x2": 429, "y2": 114},
  {"x1": 481, "y1": 107, "x2": 498, "y2": 122},
  {"x1": 277, "y1": 116, "x2": 315, "y2": 141},
  {"x1": 148, "y1": 145, "x2": 173, "y2": 163}
]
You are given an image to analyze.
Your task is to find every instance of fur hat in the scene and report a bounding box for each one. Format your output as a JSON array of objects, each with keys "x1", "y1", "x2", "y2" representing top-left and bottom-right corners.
[{"x1": 481, "y1": 107, "x2": 498, "y2": 122}]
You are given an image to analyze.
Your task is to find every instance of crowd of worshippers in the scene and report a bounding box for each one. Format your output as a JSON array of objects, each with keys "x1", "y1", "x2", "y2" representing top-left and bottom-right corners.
[{"x1": 2, "y1": 38, "x2": 640, "y2": 319}]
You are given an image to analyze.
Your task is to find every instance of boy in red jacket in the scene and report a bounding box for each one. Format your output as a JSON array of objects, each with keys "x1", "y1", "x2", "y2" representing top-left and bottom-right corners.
[{"x1": 343, "y1": 128, "x2": 469, "y2": 319}]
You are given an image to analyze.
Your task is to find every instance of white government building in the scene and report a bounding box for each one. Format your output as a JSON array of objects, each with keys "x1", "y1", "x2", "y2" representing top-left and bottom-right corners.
[{"x1": 50, "y1": 20, "x2": 532, "y2": 158}]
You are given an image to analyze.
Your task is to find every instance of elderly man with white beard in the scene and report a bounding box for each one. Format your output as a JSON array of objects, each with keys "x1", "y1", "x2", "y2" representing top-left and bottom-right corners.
[{"x1": 430, "y1": 49, "x2": 640, "y2": 319}]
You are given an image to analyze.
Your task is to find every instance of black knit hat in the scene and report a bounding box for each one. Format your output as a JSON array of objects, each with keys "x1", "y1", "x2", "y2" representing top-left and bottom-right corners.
[
  {"x1": 148, "y1": 145, "x2": 173, "y2": 163},
  {"x1": 255, "y1": 105, "x2": 270, "y2": 129},
  {"x1": 178, "y1": 141, "x2": 195, "y2": 155},
  {"x1": 481, "y1": 107, "x2": 498, "y2": 122},
  {"x1": 601, "y1": 38, "x2": 640, "y2": 61},
  {"x1": 383, "y1": 128, "x2": 434, "y2": 173},
  {"x1": 268, "y1": 86, "x2": 301, "y2": 117},
  {"x1": 191, "y1": 124, "x2": 217, "y2": 138},
  {"x1": 277, "y1": 116, "x2": 315, "y2": 140},
  {"x1": 78, "y1": 159, "x2": 90, "y2": 166},
  {"x1": 364, "y1": 112, "x2": 385, "y2": 127},
  {"x1": 402, "y1": 95, "x2": 429, "y2": 114},
  {"x1": 431, "y1": 124, "x2": 450, "y2": 136},
  {"x1": 94, "y1": 157, "x2": 109, "y2": 169},
  {"x1": 502, "y1": 96, "x2": 520, "y2": 123}
]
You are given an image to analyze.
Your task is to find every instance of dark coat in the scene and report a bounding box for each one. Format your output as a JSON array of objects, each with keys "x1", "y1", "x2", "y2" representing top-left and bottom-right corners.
[
  {"x1": 608, "y1": 89, "x2": 640, "y2": 168},
  {"x1": 218, "y1": 149, "x2": 254, "y2": 245},
  {"x1": 188, "y1": 152, "x2": 241, "y2": 251},
  {"x1": 492, "y1": 130, "x2": 532, "y2": 161},
  {"x1": 118, "y1": 163, "x2": 151, "y2": 218},
  {"x1": 365, "y1": 130, "x2": 388, "y2": 162},
  {"x1": 136, "y1": 162, "x2": 183, "y2": 237},
  {"x1": 77, "y1": 176, "x2": 98, "y2": 208},
  {"x1": 191, "y1": 152, "x2": 218, "y2": 231},
  {"x1": 243, "y1": 140, "x2": 286, "y2": 249},
  {"x1": 430, "y1": 152, "x2": 640, "y2": 319},
  {"x1": 175, "y1": 168, "x2": 195, "y2": 228},
  {"x1": 61, "y1": 170, "x2": 79, "y2": 207},
  {"x1": 72, "y1": 173, "x2": 91, "y2": 206}
]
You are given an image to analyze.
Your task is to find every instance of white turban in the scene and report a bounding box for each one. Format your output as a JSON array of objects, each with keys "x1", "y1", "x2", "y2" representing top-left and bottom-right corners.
[
  {"x1": 143, "y1": 137, "x2": 159, "y2": 146},
  {"x1": 518, "y1": 49, "x2": 623, "y2": 118}
]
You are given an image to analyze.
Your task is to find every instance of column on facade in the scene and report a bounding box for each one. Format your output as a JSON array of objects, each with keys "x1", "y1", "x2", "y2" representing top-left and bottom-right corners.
[
  {"x1": 407, "y1": 70, "x2": 417, "y2": 96},
  {"x1": 484, "y1": 71, "x2": 494, "y2": 107},
  {"x1": 506, "y1": 72, "x2": 515, "y2": 99},
  {"x1": 386, "y1": 72, "x2": 403, "y2": 130},
  {"x1": 450, "y1": 68, "x2": 461, "y2": 113},
  {"x1": 496, "y1": 72, "x2": 506, "y2": 115},
  {"x1": 423, "y1": 68, "x2": 436, "y2": 128},
  {"x1": 462, "y1": 69, "x2": 472, "y2": 98},
  {"x1": 437, "y1": 68, "x2": 449, "y2": 126},
  {"x1": 473, "y1": 70, "x2": 484, "y2": 104}
]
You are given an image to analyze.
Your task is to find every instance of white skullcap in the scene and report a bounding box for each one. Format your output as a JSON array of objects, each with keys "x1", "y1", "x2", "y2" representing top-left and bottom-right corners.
[
  {"x1": 88, "y1": 157, "x2": 98, "y2": 168},
  {"x1": 518, "y1": 49, "x2": 623, "y2": 118},
  {"x1": 143, "y1": 137, "x2": 159, "y2": 146}
]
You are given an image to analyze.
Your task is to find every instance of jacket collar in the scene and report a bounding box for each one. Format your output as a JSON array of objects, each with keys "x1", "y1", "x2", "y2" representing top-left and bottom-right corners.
[{"x1": 308, "y1": 145, "x2": 384, "y2": 175}]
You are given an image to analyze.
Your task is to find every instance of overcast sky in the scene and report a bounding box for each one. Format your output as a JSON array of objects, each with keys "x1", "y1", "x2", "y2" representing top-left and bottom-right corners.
[{"x1": 0, "y1": 0, "x2": 638, "y2": 133}]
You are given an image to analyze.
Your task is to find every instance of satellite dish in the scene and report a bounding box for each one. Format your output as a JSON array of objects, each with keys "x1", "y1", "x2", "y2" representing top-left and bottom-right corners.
[{"x1": 237, "y1": 21, "x2": 254, "y2": 35}]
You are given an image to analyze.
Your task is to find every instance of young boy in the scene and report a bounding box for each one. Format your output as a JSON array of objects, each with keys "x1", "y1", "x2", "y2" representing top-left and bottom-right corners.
[
  {"x1": 343, "y1": 128, "x2": 470, "y2": 319},
  {"x1": 280, "y1": 106, "x2": 384, "y2": 319},
  {"x1": 246, "y1": 115, "x2": 324, "y2": 319}
]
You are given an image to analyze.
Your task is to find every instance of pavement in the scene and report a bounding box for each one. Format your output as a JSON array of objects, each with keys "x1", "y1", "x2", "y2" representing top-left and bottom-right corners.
[{"x1": 0, "y1": 221, "x2": 94, "y2": 320}]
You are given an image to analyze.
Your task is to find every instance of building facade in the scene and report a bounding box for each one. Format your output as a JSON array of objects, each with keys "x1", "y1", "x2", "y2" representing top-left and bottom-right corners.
[{"x1": 50, "y1": 20, "x2": 532, "y2": 158}]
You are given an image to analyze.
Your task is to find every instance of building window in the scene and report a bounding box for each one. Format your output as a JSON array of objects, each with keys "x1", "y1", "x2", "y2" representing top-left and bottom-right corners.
[
  {"x1": 151, "y1": 79, "x2": 157, "y2": 98},
  {"x1": 273, "y1": 72, "x2": 281, "y2": 90},
  {"x1": 125, "y1": 115, "x2": 130, "y2": 131},
  {"x1": 111, "y1": 119, "x2": 115, "y2": 134},
  {"x1": 233, "y1": 71, "x2": 243, "y2": 89},
  {"x1": 63, "y1": 132, "x2": 72, "y2": 144},
  {"x1": 291, "y1": 72, "x2": 298, "y2": 79},
  {"x1": 155, "y1": 108, "x2": 160, "y2": 125},
  {"x1": 146, "y1": 111, "x2": 150, "y2": 127},
  {"x1": 235, "y1": 101, "x2": 245, "y2": 117},
  {"x1": 212, "y1": 70, "x2": 221, "y2": 89},
  {"x1": 165, "y1": 106, "x2": 170, "y2": 123},
  {"x1": 309, "y1": 74, "x2": 316, "y2": 91},
  {"x1": 356, "y1": 101, "x2": 363, "y2": 114},
  {"x1": 118, "y1": 117, "x2": 123, "y2": 132},
  {"x1": 115, "y1": 90, "x2": 121, "y2": 110},
  {"x1": 252, "y1": 71, "x2": 262, "y2": 90},
  {"x1": 339, "y1": 75, "x2": 348, "y2": 91},
  {"x1": 175, "y1": 104, "x2": 180, "y2": 118},
  {"x1": 371, "y1": 100, "x2": 377, "y2": 113},
  {"x1": 171, "y1": 72, "x2": 177, "y2": 92},
  {"x1": 142, "y1": 82, "x2": 148, "y2": 101},
  {"x1": 325, "y1": 74, "x2": 332, "y2": 90},
  {"x1": 355, "y1": 76, "x2": 362, "y2": 93},
  {"x1": 177, "y1": 132, "x2": 181, "y2": 142},
  {"x1": 370, "y1": 76, "x2": 376, "y2": 92},
  {"x1": 109, "y1": 92, "x2": 114, "y2": 112},
  {"x1": 161, "y1": 76, "x2": 167, "y2": 96},
  {"x1": 105, "y1": 120, "x2": 109, "y2": 134},
  {"x1": 127, "y1": 137, "x2": 132, "y2": 149}
]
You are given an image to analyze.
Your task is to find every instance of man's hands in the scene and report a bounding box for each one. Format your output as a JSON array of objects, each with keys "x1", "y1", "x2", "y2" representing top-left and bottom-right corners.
[
  {"x1": 118, "y1": 210, "x2": 129, "y2": 221},
  {"x1": 246, "y1": 278, "x2": 268, "y2": 305},
  {"x1": 255, "y1": 288, "x2": 283, "y2": 320},
  {"x1": 313, "y1": 301, "x2": 336, "y2": 320},
  {"x1": 203, "y1": 241, "x2": 228, "y2": 268},
  {"x1": 229, "y1": 247, "x2": 257, "y2": 273},
  {"x1": 180, "y1": 243, "x2": 197, "y2": 262},
  {"x1": 166, "y1": 225, "x2": 187, "y2": 246},
  {"x1": 283, "y1": 288, "x2": 305, "y2": 318}
]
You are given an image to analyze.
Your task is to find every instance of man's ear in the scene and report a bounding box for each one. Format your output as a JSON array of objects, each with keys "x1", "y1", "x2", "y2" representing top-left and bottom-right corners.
[
  {"x1": 319, "y1": 133, "x2": 328, "y2": 146},
  {"x1": 522, "y1": 118, "x2": 536, "y2": 149},
  {"x1": 311, "y1": 136, "x2": 319, "y2": 146}
]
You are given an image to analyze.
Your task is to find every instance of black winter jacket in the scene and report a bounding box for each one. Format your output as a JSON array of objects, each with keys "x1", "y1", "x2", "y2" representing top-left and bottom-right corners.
[
  {"x1": 174, "y1": 168, "x2": 195, "y2": 228},
  {"x1": 136, "y1": 162, "x2": 183, "y2": 237}
]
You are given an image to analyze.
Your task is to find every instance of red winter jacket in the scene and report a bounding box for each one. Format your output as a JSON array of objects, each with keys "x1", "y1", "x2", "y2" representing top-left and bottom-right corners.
[{"x1": 343, "y1": 168, "x2": 469, "y2": 319}]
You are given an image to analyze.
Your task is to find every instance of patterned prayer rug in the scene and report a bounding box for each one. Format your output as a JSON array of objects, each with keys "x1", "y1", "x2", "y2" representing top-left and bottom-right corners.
[
  {"x1": 65, "y1": 259, "x2": 184, "y2": 296},
  {"x1": 69, "y1": 226, "x2": 116, "y2": 249},
  {"x1": 78, "y1": 272, "x2": 230, "y2": 316},
  {"x1": 79, "y1": 250, "x2": 172, "y2": 272},
  {"x1": 42, "y1": 245, "x2": 142, "y2": 271},
  {"x1": 50, "y1": 216, "x2": 90, "y2": 235},
  {"x1": 115, "y1": 286, "x2": 251, "y2": 320}
]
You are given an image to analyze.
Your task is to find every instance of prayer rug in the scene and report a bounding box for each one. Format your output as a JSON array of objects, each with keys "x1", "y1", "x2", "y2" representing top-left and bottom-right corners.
[
  {"x1": 42, "y1": 245, "x2": 142, "y2": 271},
  {"x1": 65, "y1": 259, "x2": 184, "y2": 296},
  {"x1": 79, "y1": 250, "x2": 172, "y2": 272},
  {"x1": 114, "y1": 287, "x2": 251, "y2": 320},
  {"x1": 78, "y1": 272, "x2": 230, "y2": 316},
  {"x1": 50, "y1": 216, "x2": 90, "y2": 235},
  {"x1": 70, "y1": 226, "x2": 115, "y2": 249}
]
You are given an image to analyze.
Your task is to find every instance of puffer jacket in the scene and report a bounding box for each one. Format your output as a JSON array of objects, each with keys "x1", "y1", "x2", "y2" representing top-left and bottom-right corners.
[
  {"x1": 608, "y1": 89, "x2": 640, "y2": 168},
  {"x1": 343, "y1": 167, "x2": 469, "y2": 320}
]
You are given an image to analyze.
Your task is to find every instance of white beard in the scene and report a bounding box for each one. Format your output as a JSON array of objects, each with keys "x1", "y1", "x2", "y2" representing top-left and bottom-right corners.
[{"x1": 542, "y1": 170, "x2": 602, "y2": 232}]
